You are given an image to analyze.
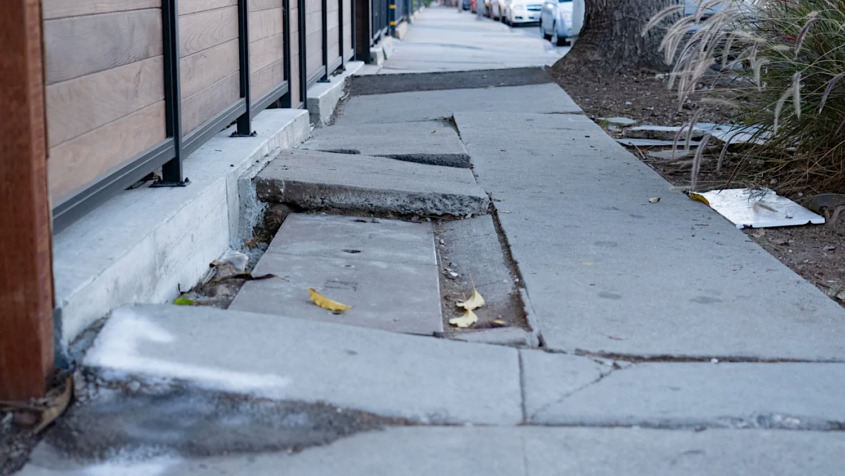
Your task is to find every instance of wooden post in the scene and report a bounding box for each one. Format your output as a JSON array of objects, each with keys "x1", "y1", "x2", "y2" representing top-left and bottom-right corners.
[{"x1": 0, "y1": 0, "x2": 55, "y2": 400}]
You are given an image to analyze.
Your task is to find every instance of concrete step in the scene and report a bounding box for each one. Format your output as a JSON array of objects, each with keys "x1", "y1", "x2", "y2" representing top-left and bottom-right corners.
[
  {"x1": 21, "y1": 426, "x2": 845, "y2": 475},
  {"x1": 301, "y1": 120, "x2": 471, "y2": 168},
  {"x1": 255, "y1": 149, "x2": 488, "y2": 216},
  {"x1": 230, "y1": 213, "x2": 443, "y2": 334},
  {"x1": 81, "y1": 304, "x2": 522, "y2": 424}
]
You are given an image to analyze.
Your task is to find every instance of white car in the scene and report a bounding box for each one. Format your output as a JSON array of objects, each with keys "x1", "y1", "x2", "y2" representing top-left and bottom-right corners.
[
  {"x1": 503, "y1": 0, "x2": 543, "y2": 25},
  {"x1": 539, "y1": 0, "x2": 583, "y2": 46}
]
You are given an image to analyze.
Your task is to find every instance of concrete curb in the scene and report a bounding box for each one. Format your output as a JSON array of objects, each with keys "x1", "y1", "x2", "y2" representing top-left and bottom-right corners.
[
  {"x1": 306, "y1": 61, "x2": 365, "y2": 126},
  {"x1": 52, "y1": 110, "x2": 310, "y2": 352}
]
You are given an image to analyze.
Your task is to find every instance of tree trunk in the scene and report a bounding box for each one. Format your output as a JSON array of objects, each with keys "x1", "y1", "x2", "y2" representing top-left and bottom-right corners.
[{"x1": 555, "y1": 0, "x2": 681, "y2": 74}]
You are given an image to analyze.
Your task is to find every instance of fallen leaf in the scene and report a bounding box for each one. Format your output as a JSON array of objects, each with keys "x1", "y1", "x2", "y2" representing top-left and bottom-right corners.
[
  {"x1": 172, "y1": 297, "x2": 195, "y2": 306},
  {"x1": 751, "y1": 229, "x2": 766, "y2": 239},
  {"x1": 34, "y1": 376, "x2": 73, "y2": 434},
  {"x1": 449, "y1": 309, "x2": 478, "y2": 328},
  {"x1": 456, "y1": 289, "x2": 485, "y2": 310},
  {"x1": 688, "y1": 192, "x2": 710, "y2": 206},
  {"x1": 309, "y1": 288, "x2": 352, "y2": 312},
  {"x1": 649, "y1": 197, "x2": 661, "y2": 203}
]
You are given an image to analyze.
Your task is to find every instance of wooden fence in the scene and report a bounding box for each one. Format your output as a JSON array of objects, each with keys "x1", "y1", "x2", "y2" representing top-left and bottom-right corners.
[
  {"x1": 0, "y1": 0, "x2": 422, "y2": 400},
  {"x1": 44, "y1": 0, "x2": 360, "y2": 232}
]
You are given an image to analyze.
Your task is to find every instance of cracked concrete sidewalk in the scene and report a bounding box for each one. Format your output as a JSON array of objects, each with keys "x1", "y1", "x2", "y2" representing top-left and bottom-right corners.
[{"x1": 16, "y1": 6, "x2": 845, "y2": 475}]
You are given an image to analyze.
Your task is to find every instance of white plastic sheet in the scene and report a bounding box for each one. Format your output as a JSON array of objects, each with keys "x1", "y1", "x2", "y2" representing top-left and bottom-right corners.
[{"x1": 694, "y1": 188, "x2": 825, "y2": 228}]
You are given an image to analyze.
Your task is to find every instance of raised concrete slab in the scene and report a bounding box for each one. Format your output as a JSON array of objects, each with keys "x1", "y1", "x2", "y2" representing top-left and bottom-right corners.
[
  {"x1": 230, "y1": 214, "x2": 443, "y2": 334},
  {"x1": 522, "y1": 350, "x2": 845, "y2": 429},
  {"x1": 302, "y1": 120, "x2": 471, "y2": 167},
  {"x1": 306, "y1": 61, "x2": 364, "y2": 126},
  {"x1": 348, "y1": 67, "x2": 556, "y2": 96},
  {"x1": 264, "y1": 214, "x2": 436, "y2": 265},
  {"x1": 21, "y1": 427, "x2": 845, "y2": 475},
  {"x1": 51, "y1": 109, "x2": 310, "y2": 352},
  {"x1": 255, "y1": 149, "x2": 489, "y2": 216},
  {"x1": 83, "y1": 305, "x2": 522, "y2": 424},
  {"x1": 336, "y1": 83, "x2": 581, "y2": 125},
  {"x1": 455, "y1": 111, "x2": 845, "y2": 360}
]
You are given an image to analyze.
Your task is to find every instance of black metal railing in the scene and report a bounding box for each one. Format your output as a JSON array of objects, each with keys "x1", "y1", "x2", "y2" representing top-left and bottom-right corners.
[{"x1": 51, "y1": 0, "x2": 421, "y2": 232}]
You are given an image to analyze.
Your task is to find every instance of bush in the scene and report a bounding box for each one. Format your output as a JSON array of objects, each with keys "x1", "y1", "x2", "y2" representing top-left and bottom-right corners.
[{"x1": 652, "y1": 0, "x2": 845, "y2": 192}]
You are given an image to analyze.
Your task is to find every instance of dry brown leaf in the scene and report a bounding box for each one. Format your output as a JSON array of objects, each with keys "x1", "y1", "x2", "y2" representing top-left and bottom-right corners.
[
  {"x1": 34, "y1": 376, "x2": 73, "y2": 434},
  {"x1": 309, "y1": 288, "x2": 352, "y2": 312},
  {"x1": 449, "y1": 309, "x2": 478, "y2": 328}
]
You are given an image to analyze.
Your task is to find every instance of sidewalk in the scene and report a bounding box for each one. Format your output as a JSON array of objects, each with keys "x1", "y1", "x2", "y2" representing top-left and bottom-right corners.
[
  {"x1": 16, "y1": 6, "x2": 845, "y2": 476},
  {"x1": 376, "y1": 5, "x2": 564, "y2": 73}
]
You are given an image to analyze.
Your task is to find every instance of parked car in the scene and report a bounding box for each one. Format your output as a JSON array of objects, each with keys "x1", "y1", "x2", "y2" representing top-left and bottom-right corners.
[
  {"x1": 471, "y1": 0, "x2": 489, "y2": 14},
  {"x1": 503, "y1": 0, "x2": 542, "y2": 25},
  {"x1": 539, "y1": 0, "x2": 583, "y2": 45},
  {"x1": 489, "y1": 0, "x2": 506, "y2": 19},
  {"x1": 462, "y1": 0, "x2": 472, "y2": 10}
]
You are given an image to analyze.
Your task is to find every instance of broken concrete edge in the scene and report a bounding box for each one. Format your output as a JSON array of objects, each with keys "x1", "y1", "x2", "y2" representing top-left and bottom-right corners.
[
  {"x1": 255, "y1": 180, "x2": 490, "y2": 217},
  {"x1": 51, "y1": 109, "x2": 311, "y2": 354},
  {"x1": 519, "y1": 288, "x2": 545, "y2": 348},
  {"x1": 306, "y1": 61, "x2": 365, "y2": 126},
  {"x1": 436, "y1": 327, "x2": 538, "y2": 347}
]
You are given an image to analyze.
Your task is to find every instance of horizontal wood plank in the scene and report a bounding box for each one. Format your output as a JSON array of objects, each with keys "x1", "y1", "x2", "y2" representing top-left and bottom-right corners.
[
  {"x1": 249, "y1": 8, "x2": 283, "y2": 43},
  {"x1": 305, "y1": 0, "x2": 322, "y2": 13},
  {"x1": 43, "y1": 0, "x2": 160, "y2": 20},
  {"x1": 290, "y1": 6, "x2": 299, "y2": 33},
  {"x1": 305, "y1": 10, "x2": 323, "y2": 32},
  {"x1": 181, "y1": 39, "x2": 239, "y2": 99},
  {"x1": 179, "y1": 0, "x2": 237, "y2": 16},
  {"x1": 250, "y1": 0, "x2": 283, "y2": 11},
  {"x1": 307, "y1": 51, "x2": 323, "y2": 79},
  {"x1": 44, "y1": 10, "x2": 162, "y2": 84},
  {"x1": 49, "y1": 101, "x2": 166, "y2": 204},
  {"x1": 47, "y1": 56, "x2": 164, "y2": 148},
  {"x1": 250, "y1": 60, "x2": 284, "y2": 104},
  {"x1": 181, "y1": 72, "x2": 240, "y2": 136},
  {"x1": 179, "y1": 6, "x2": 239, "y2": 57},
  {"x1": 250, "y1": 34, "x2": 284, "y2": 74}
]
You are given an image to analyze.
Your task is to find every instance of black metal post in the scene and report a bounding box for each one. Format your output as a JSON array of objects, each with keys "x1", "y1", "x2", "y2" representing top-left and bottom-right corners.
[
  {"x1": 338, "y1": 0, "x2": 345, "y2": 69},
  {"x1": 233, "y1": 0, "x2": 254, "y2": 136},
  {"x1": 281, "y1": 0, "x2": 293, "y2": 108},
  {"x1": 389, "y1": 0, "x2": 395, "y2": 37},
  {"x1": 299, "y1": 0, "x2": 307, "y2": 106},
  {"x1": 351, "y1": 0, "x2": 356, "y2": 60},
  {"x1": 320, "y1": 0, "x2": 329, "y2": 81},
  {"x1": 157, "y1": 0, "x2": 188, "y2": 187}
]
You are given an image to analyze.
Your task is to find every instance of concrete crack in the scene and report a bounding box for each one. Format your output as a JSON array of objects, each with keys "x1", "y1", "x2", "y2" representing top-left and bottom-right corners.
[
  {"x1": 525, "y1": 362, "x2": 631, "y2": 424},
  {"x1": 519, "y1": 350, "x2": 528, "y2": 424}
]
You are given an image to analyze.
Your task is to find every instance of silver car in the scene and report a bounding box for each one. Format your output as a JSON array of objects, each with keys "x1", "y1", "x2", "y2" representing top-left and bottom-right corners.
[{"x1": 539, "y1": 0, "x2": 583, "y2": 46}]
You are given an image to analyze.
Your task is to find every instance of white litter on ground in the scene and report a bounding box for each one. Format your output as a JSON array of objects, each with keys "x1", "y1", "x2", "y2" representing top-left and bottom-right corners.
[
  {"x1": 218, "y1": 250, "x2": 249, "y2": 271},
  {"x1": 693, "y1": 188, "x2": 825, "y2": 228}
]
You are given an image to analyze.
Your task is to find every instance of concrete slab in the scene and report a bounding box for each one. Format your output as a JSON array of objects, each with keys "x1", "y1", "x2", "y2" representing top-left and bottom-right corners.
[
  {"x1": 302, "y1": 120, "x2": 471, "y2": 168},
  {"x1": 454, "y1": 111, "x2": 845, "y2": 360},
  {"x1": 523, "y1": 351, "x2": 845, "y2": 429},
  {"x1": 255, "y1": 149, "x2": 489, "y2": 216},
  {"x1": 520, "y1": 427, "x2": 845, "y2": 476},
  {"x1": 21, "y1": 427, "x2": 845, "y2": 475},
  {"x1": 51, "y1": 109, "x2": 310, "y2": 352},
  {"x1": 229, "y1": 214, "x2": 443, "y2": 334},
  {"x1": 306, "y1": 61, "x2": 364, "y2": 126},
  {"x1": 83, "y1": 305, "x2": 523, "y2": 424},
  {"x1": 335, "y1": 83, "x2": 581, "y2": 125},
  {"x1": 625, "y1": 125, "x2": 708, "y2": 140},
  {"x1": 263, "y1": 214, "x2": 436, "y2": 265},
  {"x1": 348, "y1": 67, "x2": 555, "y2": 96}
]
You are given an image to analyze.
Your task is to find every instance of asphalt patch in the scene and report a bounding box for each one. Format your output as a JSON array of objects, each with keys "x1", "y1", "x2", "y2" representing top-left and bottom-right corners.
[
  {"x1": 348, "y1": 67, "x2": 553, "y2": 96},
  {"x1": 43, "y1": 387, "x2": 409, "y2": 463}
]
